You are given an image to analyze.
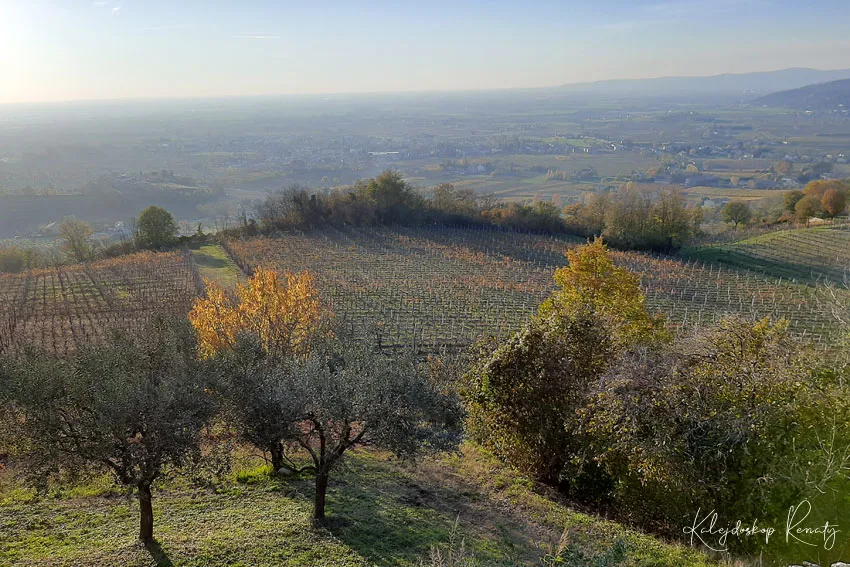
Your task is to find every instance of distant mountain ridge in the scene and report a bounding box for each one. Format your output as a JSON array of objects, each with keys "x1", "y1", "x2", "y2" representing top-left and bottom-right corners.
[
  {"x1": 555, "y1": 68, "x2": 850, "y2": 98},
  {"x1": 754, "y1": 78, "x2": 850, "y2": 110}
]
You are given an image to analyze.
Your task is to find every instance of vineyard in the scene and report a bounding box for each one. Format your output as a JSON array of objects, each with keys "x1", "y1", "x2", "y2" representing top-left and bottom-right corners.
[
  {"x1": 225, "y1": 226, "x2": 848, "y2": 348},
  {"x1": 2, "y1": 227, "x2": 844, "y2": 357},
  {"x1": 225, "y1": 227, "x2": 569, "y2": 349},
  {"x1": 0, "y1": 251, "x2": 200, "y2": 357},
  {"x1": 686, "y1": 224, "x2": 850, "y2": 284}
]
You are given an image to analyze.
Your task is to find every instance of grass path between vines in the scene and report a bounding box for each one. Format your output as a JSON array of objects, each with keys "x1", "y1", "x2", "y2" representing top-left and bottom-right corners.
[{"x1": 190, "y1": 244, "x2": 245, "y2": 289}]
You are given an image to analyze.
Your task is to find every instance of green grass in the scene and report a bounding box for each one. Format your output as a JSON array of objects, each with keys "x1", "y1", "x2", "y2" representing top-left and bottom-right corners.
[
  {"x1": 0, "y1": 444, "x2": 722, "y2": 567},
  {"x1": 685, "y1": 224, "x2": 850, "y2": 284},
  {"x1": 191, "y1": 244, "x2": 244, "y2": 289}
]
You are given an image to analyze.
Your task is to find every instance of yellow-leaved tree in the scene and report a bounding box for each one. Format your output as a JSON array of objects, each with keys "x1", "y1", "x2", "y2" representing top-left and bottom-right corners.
[
  {"x1": 189, "y1": 267, "x2": 326, "y2": 358},
  {"x1": 539, "y1": 237, "x2": 669, "y2": 347}
]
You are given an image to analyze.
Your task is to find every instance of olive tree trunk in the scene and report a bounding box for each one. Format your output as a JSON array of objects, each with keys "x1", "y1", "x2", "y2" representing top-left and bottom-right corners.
[
  {"x1": 313, "y1": 472, "x2": 329, "y2": 521},
  {"x1": 269, "y1": 442, "x2": 285, "y2": 473},
  {"x1": 138, "y1": 483, "x2": 154, "y2": 543}
]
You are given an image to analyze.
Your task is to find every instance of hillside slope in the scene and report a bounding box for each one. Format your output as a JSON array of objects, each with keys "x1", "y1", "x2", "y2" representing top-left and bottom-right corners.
[
  {"x1": 0, "y1": 444, "x2": 720, "y2": 567},
  {"x1": 556, "y1": 67, "x2": 850, "y2": 98},
  {"x1": 225, "y1": 226, "x2": 847, "y2": 345},
  {"x1": 754, "y1": 78, "x2": 850, "y2": 110},
  {"x1": 0, "y1": 251, "x2": 200, "y2": 356},
  {"x1": 685, "y1": 225, "x2": 850, "y2": 285}
]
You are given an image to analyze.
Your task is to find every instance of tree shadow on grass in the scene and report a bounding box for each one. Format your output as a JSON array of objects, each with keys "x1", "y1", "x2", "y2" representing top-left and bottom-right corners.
[
  {"x1": 144, "y1": 540, "x2": 174, "y2": 567},
  {"x1": 690, "y1": 247, "x2": 840, "y2": 284},
  {"x1": 318, "y1": 478, "x2": 453, "y2": 565},
  {"x1": 297, "y1": 456, "x2": 537, "y2": 567},
  {"x1": 193, "y1": 255, "x2": 231, "y2": 270}
]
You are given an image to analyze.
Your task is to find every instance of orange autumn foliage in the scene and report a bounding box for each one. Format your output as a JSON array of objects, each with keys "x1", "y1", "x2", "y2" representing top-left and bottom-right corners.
[{"x1": 189, "y1": 267, "x2": 327, "y2": 358}]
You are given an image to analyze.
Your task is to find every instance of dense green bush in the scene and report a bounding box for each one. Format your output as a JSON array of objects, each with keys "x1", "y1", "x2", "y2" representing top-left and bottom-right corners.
[
  {"x1": 462, "y1": 240, "x2": 850, "y2": 551},
  {"x1": 136, "y1": 205, "x2": 179, "y2": 249},
  {"x1": 586, "y1": 317, "x2": 850, "y2": 536},
  {"x1": 0, "y1": 246, "x2": 47, "y2": 273},
  {"x1": 463, "y1": 309, "x2": 611, "y2": 484},
  {"x1": 462, "y1": 240, "x2": 666, "y2": 486}
]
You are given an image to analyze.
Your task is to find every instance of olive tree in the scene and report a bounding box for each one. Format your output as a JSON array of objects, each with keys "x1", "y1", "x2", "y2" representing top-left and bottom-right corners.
[
  {"x1": 4, "y1": 318, "x2": 215, "y2": 543},
  {"x1": 211, "y1": 340, "x2": 304, "y2": 474},
  {"x1": 215, "y1": 335, "x2": 461, "y2": 522}
]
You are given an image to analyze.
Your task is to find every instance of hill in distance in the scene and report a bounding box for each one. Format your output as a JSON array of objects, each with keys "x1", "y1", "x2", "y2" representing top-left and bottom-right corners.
[
  {"x1": 555, "y1": 67, "x2": 850, "y2": 99},
  {"x1": 754, "y1": 78, "x2": 850, "y2": 110}
]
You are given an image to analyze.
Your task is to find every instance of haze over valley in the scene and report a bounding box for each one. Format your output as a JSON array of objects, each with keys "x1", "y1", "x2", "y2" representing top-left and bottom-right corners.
[{"x1": 5, "y1": 3, "x2": 850, "y2": 567}]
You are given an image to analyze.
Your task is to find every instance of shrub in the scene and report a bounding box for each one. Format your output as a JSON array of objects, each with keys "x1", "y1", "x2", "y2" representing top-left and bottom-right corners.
[
  {"x1": 462, "y1": 310, "x2": 611, "y2": 484},
  {"x1": 136, "y1": 205, "x2": 178, "y2": 249},
  {"x1": 586, "y1": 317, "x2": 850, "y2": 542},
  {"x1": 0, "y1": 247, "x2": 26, "y2": 273},
  {"x1": 462, "y1": 240, "x2": 665, "y2": 486}
]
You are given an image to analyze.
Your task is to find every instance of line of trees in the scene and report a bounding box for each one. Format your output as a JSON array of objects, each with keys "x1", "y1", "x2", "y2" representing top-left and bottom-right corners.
[
  {"x1": 0, "y1": 206, "x2": 181, "y2": 273},
  {"x1": 251, "y1": 171, "x2": 702, "y2": 251},
  {"x1": 719, "y1": 178, "x2": 850, "y2": 231},
  {"x1": 254, "y1": 171, "x2": 702, "y2": 251},
  {"x1": 253, "y1": 170, "x2": 567, "y2": 235},
  {"x1": 0, "y1": 268, "x2": 460, "y2": 543},
  {"x1": 783, "y1": 179, "x2": 850, "y2": 225}
]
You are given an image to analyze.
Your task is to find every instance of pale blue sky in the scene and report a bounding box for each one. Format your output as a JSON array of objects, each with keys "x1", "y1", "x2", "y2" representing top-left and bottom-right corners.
[{"x1": 2, "y1": 0, "x2": 850, "y2": 103}]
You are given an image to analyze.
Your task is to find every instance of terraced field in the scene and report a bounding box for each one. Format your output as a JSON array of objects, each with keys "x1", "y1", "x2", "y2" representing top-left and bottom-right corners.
[
  {"x1": 226, "y1": 226, "x2": 847, "y2": 347},
  {"x1": 0, "y1": 251, "x2": 201, "y2": 356},
  {"x1": 686, "y1": 224, "x2": 850, "y2": 284}
]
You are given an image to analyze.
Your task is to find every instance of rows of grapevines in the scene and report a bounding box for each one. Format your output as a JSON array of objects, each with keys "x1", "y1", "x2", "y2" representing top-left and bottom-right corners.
[
  {"x1": 0, "y1": 251, "x2": 200, "y2": 357},
  {"x1": 689, "y1": 224, "x2": 850, "y2": 284},
  {"x1": 226, "y1": 226, "x2": 846, "y2": 349},
  {"x1": 613, "y1": 252, "x2": 843, "y2": 343},
  {"x1": 227, "y1": 226, "x2": 575, "y2": 348}
]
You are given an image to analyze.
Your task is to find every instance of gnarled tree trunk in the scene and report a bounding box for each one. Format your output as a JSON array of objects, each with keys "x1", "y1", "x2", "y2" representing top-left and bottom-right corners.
[
  {"x1": 138, "y1": 482, "x2": 154, "y2": 543},
  {"x1": 269, "y1": 442, "x2": 285, "y2": 473},
  {"x1": 313, "y1": 472, "x2": 329, "y2": 521}
]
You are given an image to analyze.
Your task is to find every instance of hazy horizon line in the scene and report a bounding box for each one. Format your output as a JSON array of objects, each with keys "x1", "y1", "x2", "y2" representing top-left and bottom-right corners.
[{"x1": 3, "y1": 65, "x2": 849, "y2": 108}]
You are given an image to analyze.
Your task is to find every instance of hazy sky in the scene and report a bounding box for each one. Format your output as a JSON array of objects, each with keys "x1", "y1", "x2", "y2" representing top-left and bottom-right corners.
[{"x1": 2, "y1": 0, "x2": 850, "y2": 103}]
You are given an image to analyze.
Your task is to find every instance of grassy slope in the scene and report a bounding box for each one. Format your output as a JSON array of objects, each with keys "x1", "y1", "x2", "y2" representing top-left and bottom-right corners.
[
  {"x1": 190, "y1": 244, "x2": 245, "y2": 289},
  {"x1": 685, "y1": 225, "x2": 850, "y2": 284},
  {"x1": 0, "y1": 444, "x2": 720, "y2": 567}
]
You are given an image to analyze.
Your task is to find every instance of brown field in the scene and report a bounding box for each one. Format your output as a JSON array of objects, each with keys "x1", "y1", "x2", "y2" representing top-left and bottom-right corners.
[{"x1": 0, "y1": 251, "x2": 200, "y2": 356}]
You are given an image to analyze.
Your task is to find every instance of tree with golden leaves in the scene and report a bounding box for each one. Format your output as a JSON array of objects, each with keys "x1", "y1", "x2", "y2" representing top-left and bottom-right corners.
[
  {"x1": 821, "y1": 188, "x2": 847, "y2": 219},
  {"x1": 540, "y1": 237, "x2": 669, "y2": 347},
  {"x1": 189, "y1": 267, "x2": 326, "y2": 359},
  {"x1": 463, "y1": 238, "x2": 669, "y2": 483}
]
